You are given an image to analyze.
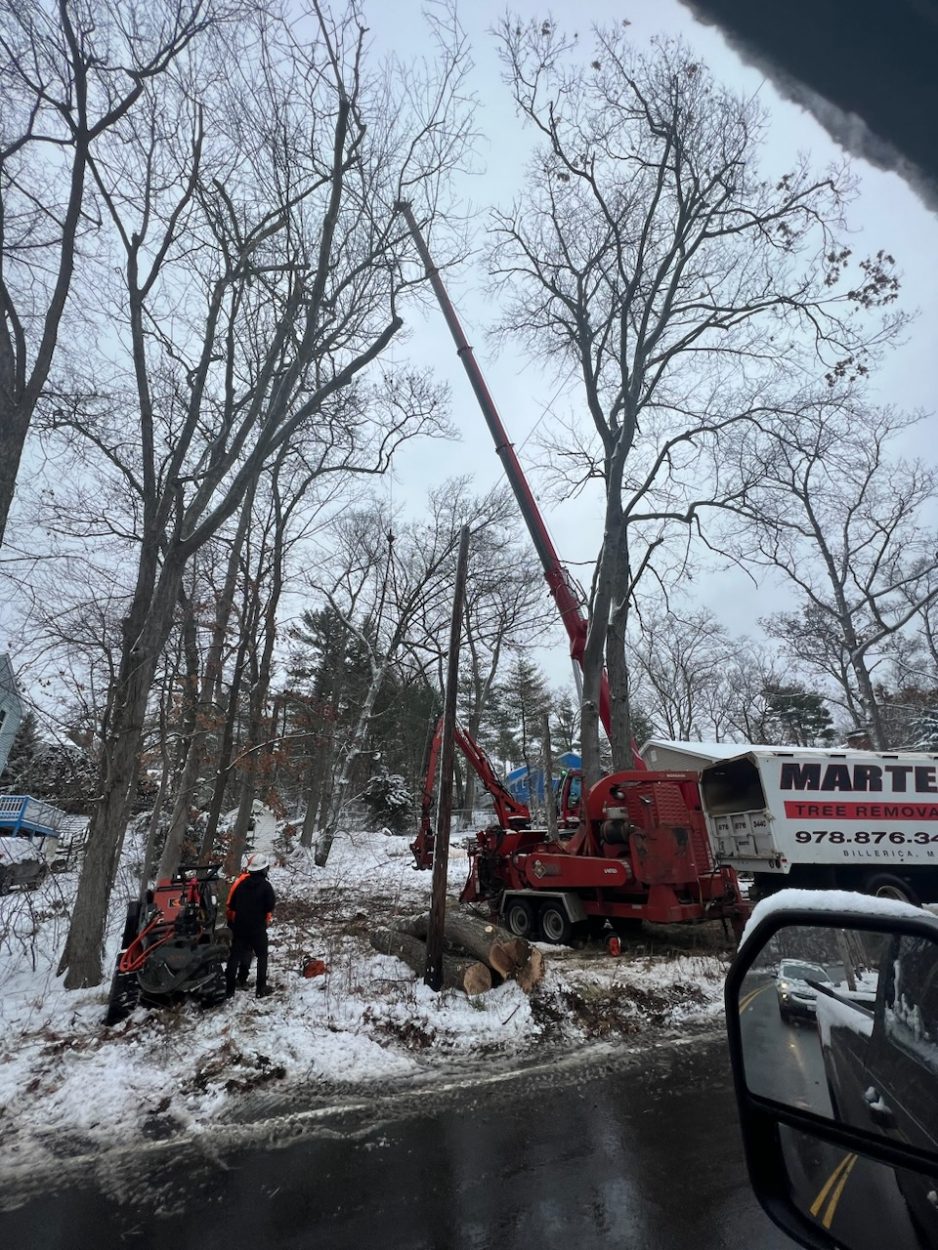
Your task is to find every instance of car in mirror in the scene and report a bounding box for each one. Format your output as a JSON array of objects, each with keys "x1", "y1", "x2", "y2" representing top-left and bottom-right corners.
[
  {"x1": 726, "y1": 893, "x2": 938, "y2": 1250},
  {"x1": 775, "y1": 957, "x2": 836, "y2": 1023}
]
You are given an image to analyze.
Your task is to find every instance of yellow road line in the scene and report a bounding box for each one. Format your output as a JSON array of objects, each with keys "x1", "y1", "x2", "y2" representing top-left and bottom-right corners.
[
  {"x1": 821, "y1": 1154, "x2": 858, "y2": 1229},
  {"x1": 810, "y1": 1152, "x2": 857, "y2": 1225},
  {"x1": 739, "y1": 982, "x2": 772, "y2": 1012}
]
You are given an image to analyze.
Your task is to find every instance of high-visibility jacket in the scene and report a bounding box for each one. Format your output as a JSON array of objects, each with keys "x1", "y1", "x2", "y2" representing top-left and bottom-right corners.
[{"x1": 225, "y1": 873, "x2": 250, "y2": 925}]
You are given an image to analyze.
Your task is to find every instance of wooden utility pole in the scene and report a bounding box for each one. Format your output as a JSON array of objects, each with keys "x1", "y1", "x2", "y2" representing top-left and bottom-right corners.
[
  {"x1": 541, "y1": 711, "x2": 558, "y2": 840},
  {"x1": 425, "y1": 526, "x2": 471, "y2": 991}
]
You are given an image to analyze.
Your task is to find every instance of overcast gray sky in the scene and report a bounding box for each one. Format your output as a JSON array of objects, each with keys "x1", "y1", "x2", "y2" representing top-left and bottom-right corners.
[{"x1": 362, "y1": 0, "x2": 938, "y2": 692}]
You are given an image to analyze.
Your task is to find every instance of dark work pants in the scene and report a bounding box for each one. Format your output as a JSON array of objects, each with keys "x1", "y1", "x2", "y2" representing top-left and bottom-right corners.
[{"x1": 226, "y1": 929, "x2": 269, "y2": 995}]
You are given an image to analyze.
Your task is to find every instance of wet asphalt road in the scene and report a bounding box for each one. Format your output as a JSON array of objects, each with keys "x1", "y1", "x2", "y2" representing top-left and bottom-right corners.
[{"x1": 1, "y1": 1032, "x2": 793, "y2": 1250}]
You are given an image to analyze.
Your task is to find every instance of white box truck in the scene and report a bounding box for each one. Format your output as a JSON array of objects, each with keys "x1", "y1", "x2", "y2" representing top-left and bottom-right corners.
[{"x1": 698, "y1": 748, "x2": 938, "y2": 905}]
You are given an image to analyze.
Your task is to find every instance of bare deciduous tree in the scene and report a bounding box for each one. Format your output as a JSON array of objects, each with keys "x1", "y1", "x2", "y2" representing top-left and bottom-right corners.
[
  {"x1": 490, "y1": 20, "x2": 905, "y2": 790},
  {"x1": 630, "y1": 606, "x2": 732, "y2": 741},
  {"x1": 455, "y1": 501, "x2": 548, "y2": 825},
  {"x1": 56, "y1": 4, "x2": 473, "y2": 987},
  {"x1": 0, "y1": 0, "x2": 213, "y2": 546},
  {"x1": 747, "y1": 400, "x2": 938, "y2": 747},
  {"x1": 309, "y1": 482, "x2": 509, "y2": 865},
  {"x1": 160, "y1": 442, "x2": 339, "y2": 877}
]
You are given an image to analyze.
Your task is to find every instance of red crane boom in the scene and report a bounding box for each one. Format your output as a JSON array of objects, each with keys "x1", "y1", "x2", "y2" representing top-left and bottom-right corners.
[{"x1": 395, "y1": 201, "x2": 612, "y2": 733}]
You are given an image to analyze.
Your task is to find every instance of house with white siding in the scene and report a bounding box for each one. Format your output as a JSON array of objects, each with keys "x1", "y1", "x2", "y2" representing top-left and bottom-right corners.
[{"x1": 0, "y1": 654, "x2": 22, "y2": 777}]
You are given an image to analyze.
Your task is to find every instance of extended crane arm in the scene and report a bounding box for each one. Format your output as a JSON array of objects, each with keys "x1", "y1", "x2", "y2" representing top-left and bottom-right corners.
[
  {"x1": 395, "y1": 201, "x2": 612, "y2": 734},
  {"x1": 411, "y1": 717, "x2": 531, "y2": 869}
]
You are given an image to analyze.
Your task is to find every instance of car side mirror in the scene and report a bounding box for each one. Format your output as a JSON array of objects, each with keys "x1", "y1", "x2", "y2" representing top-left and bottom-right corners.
[{"x1": 726, "y1": 894, "x2": 938, "y2": 1250}]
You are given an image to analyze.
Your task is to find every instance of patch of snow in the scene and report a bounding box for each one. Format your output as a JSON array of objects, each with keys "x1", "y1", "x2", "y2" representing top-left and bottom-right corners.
[
  {"x1": 815, "y1": 991, "x2": 875, "y2": 1048},
  {"x1": 740, "y1": 888, "x2": 929, "y2": 947},
  {"x1": 0, "y1": 825, "x2": 731, "y2": 1179},
  {"x1": 0, "y1": 836, "x2": 45, "y2": 865}
]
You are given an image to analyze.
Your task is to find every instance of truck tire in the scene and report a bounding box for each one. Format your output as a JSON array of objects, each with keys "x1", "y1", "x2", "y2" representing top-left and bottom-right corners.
[
  {"x1": 504, "y1": 897, "x2": 536, "y2": 939},
  {"x1": 864, "y1": 873, "x2": 920, "y2": 905},
  {"x1": 539, "y1": 901, "x2": 572, "y2": 945}
]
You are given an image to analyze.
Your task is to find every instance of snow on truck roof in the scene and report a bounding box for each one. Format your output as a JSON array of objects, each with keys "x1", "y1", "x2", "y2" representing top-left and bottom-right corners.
[
  {"x1": 740, "y1": 887, "x2": 932, "y2": 947},
  {"x1": 641, "y1": 739, "x2": 764, "y2": 762},
  {"x1": 641, "y1": 740, "x2": 938, "y2": 767},
  {"x1": 641, "y1": 739, "x2": 851, "y2": 761}
]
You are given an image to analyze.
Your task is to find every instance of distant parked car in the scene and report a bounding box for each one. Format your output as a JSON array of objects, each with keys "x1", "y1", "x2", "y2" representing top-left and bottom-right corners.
[
  {"x1": 0, "y1": 836, "x2": 48, "y2": 894},
  {"x1": 775, "y1": 958, "x2": 833, "y2": 1022}
]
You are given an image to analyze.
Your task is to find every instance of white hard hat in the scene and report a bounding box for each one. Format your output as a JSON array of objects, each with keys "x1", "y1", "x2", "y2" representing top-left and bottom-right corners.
[{"x1": 246, "y1": 852, "x2": 270, "y2": 872}]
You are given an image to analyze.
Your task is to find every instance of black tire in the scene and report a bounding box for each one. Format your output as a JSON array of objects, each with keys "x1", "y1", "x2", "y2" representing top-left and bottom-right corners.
[
  {"x1": 504, "y1": 897, "x2": 536, "y2": 939},
  {"x1": 864, "y1": 873, "x2": 920, "y2": 905},
  {"x1": 539, "y1": 901, "x2": 572, "y2": 945},
  {"x1": 778, "y1": 1002, "x2": 792, "y2": 1025}
]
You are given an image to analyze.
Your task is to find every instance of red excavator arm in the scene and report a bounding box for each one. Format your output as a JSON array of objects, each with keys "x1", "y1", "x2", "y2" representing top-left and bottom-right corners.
[{"x1": 411, "y1": 717, "x2": 531, "y2": 869}]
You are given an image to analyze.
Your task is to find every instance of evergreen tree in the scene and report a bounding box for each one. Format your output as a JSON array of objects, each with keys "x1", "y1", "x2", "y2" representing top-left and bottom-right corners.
[
  {"x1": 763, "y1": 684, "x2": 835, "y2": 747},
  {"x1": 0, "y1": 711, "x2": 99, "y2": 812},
  {"x1": 362, "y1": 767, "x2": 413, "y2": 833},
  {"x1": 0, "y1": 710, "x2": 40, "y2": 792}
]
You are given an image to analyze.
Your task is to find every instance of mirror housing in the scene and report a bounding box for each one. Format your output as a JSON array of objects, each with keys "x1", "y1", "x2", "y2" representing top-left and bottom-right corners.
[{"x1": 726, "y1": 893, "x2": 938, "y2": 1250}]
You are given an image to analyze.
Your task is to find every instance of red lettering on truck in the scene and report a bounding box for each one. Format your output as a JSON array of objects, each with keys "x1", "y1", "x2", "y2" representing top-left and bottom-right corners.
[{"x1": 784, "y1": 800, "x2": 938, "y2": 821}]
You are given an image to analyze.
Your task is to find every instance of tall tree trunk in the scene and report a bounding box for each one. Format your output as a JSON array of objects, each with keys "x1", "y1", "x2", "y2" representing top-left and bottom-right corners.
[
  {"x1": 59, "y1": 559, "x2": 184, "y2": 986},
  {"x1": 314, "y1": 657, "x2": 389, "y2": 867},
  {"x1": 161, "y1": 487, "x2": 255, "y2": 872},
  {"x1": 198, "y1": 605, "x2": 253, "y2": 861},
  {"x1": 606, "y1": 529, "x2": 635, "y2": 770},
  {"x1": 156, "y1": 581, "x2": 201, "y2": 869},
  {"x1": 0, "y1": 403, "x2": 32, "y2": 548},
  {"x1": 581, "y1": 459, "x2": 627, "y2": 795},
  {"x1": 851, "y1": 650, "x2": 888, "y2": 748},
  {"x1": 215, "y1": 481, "x2": 288, "y2": 877},
  {"x1": 225, "y1": 769, "x2": 257, "y2": 879},
  {"x1": 299, "y1": 756, "x2": 324, "y2": 849}
]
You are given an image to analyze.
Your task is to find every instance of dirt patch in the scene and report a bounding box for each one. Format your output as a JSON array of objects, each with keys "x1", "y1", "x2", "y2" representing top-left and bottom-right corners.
[
  {"x1": 363, "y1": 1008, "x2": 437, "y2": 1050},
  {"x1": 530, "y1": 975, "x2": 710, "y2": 1040},
  {"x1": 186, "y1": 1045, "x2": 287, "y2": 1094}
]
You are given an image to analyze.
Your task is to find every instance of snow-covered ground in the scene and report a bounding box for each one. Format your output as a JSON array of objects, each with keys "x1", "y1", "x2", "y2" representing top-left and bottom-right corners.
[{"x1": 0, "y1": 828, "x2": 731, "y2": 1180}]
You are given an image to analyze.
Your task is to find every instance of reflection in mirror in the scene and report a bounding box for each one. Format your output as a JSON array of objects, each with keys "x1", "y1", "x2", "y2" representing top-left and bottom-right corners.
[
  {"x1": 780, "y1": 1124, "x2": 938, "y2": 1250},
  {"x1": 738, "y1": 923, "x2": 890, "y2": 1117},
  {"x1": 738, "y1": 921, "x2": 938, "y2": 1245}
]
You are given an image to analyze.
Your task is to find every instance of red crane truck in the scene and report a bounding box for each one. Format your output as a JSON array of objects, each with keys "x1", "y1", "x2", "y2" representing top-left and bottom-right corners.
[{"x1": 397, "y1": 202, "x2": 748, "y2": 941}]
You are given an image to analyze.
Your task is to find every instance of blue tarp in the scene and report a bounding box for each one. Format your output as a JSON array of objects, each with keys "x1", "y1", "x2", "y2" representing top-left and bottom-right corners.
[{"x1": 505, "y1": 752, "x2": 581, "y2": 803}]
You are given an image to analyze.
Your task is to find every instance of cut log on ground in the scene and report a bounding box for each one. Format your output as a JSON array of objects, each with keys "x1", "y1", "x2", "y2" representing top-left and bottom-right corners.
[
  {"x1": 370, "y1": 927, "x2": 492, "y2": 996},
  {"x1": 396, "y1": 909, "x2": 545, "y2": 990},
  {"x1": 514, "y1": 944, "x2": 544, "y2": 994}
]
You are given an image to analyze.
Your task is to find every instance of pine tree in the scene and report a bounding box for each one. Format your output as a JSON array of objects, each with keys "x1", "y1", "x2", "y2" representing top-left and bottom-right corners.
[
  {"x1": 0, "y1": 710, "x2": 40, "y2": 792},
  {"x1": 763, "y1": 685, "x2": 835, "y2": 747}
]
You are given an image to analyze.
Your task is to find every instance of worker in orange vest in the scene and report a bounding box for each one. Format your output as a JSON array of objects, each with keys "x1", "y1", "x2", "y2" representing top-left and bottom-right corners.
[{"x1": 225, "y1": 852, "x2": 276, "y2": 999}]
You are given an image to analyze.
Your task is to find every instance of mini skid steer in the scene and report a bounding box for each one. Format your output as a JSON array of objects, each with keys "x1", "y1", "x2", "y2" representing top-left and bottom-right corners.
[{"x1": 104, "y1": 864, "x2": 229, "y2": 1024}]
